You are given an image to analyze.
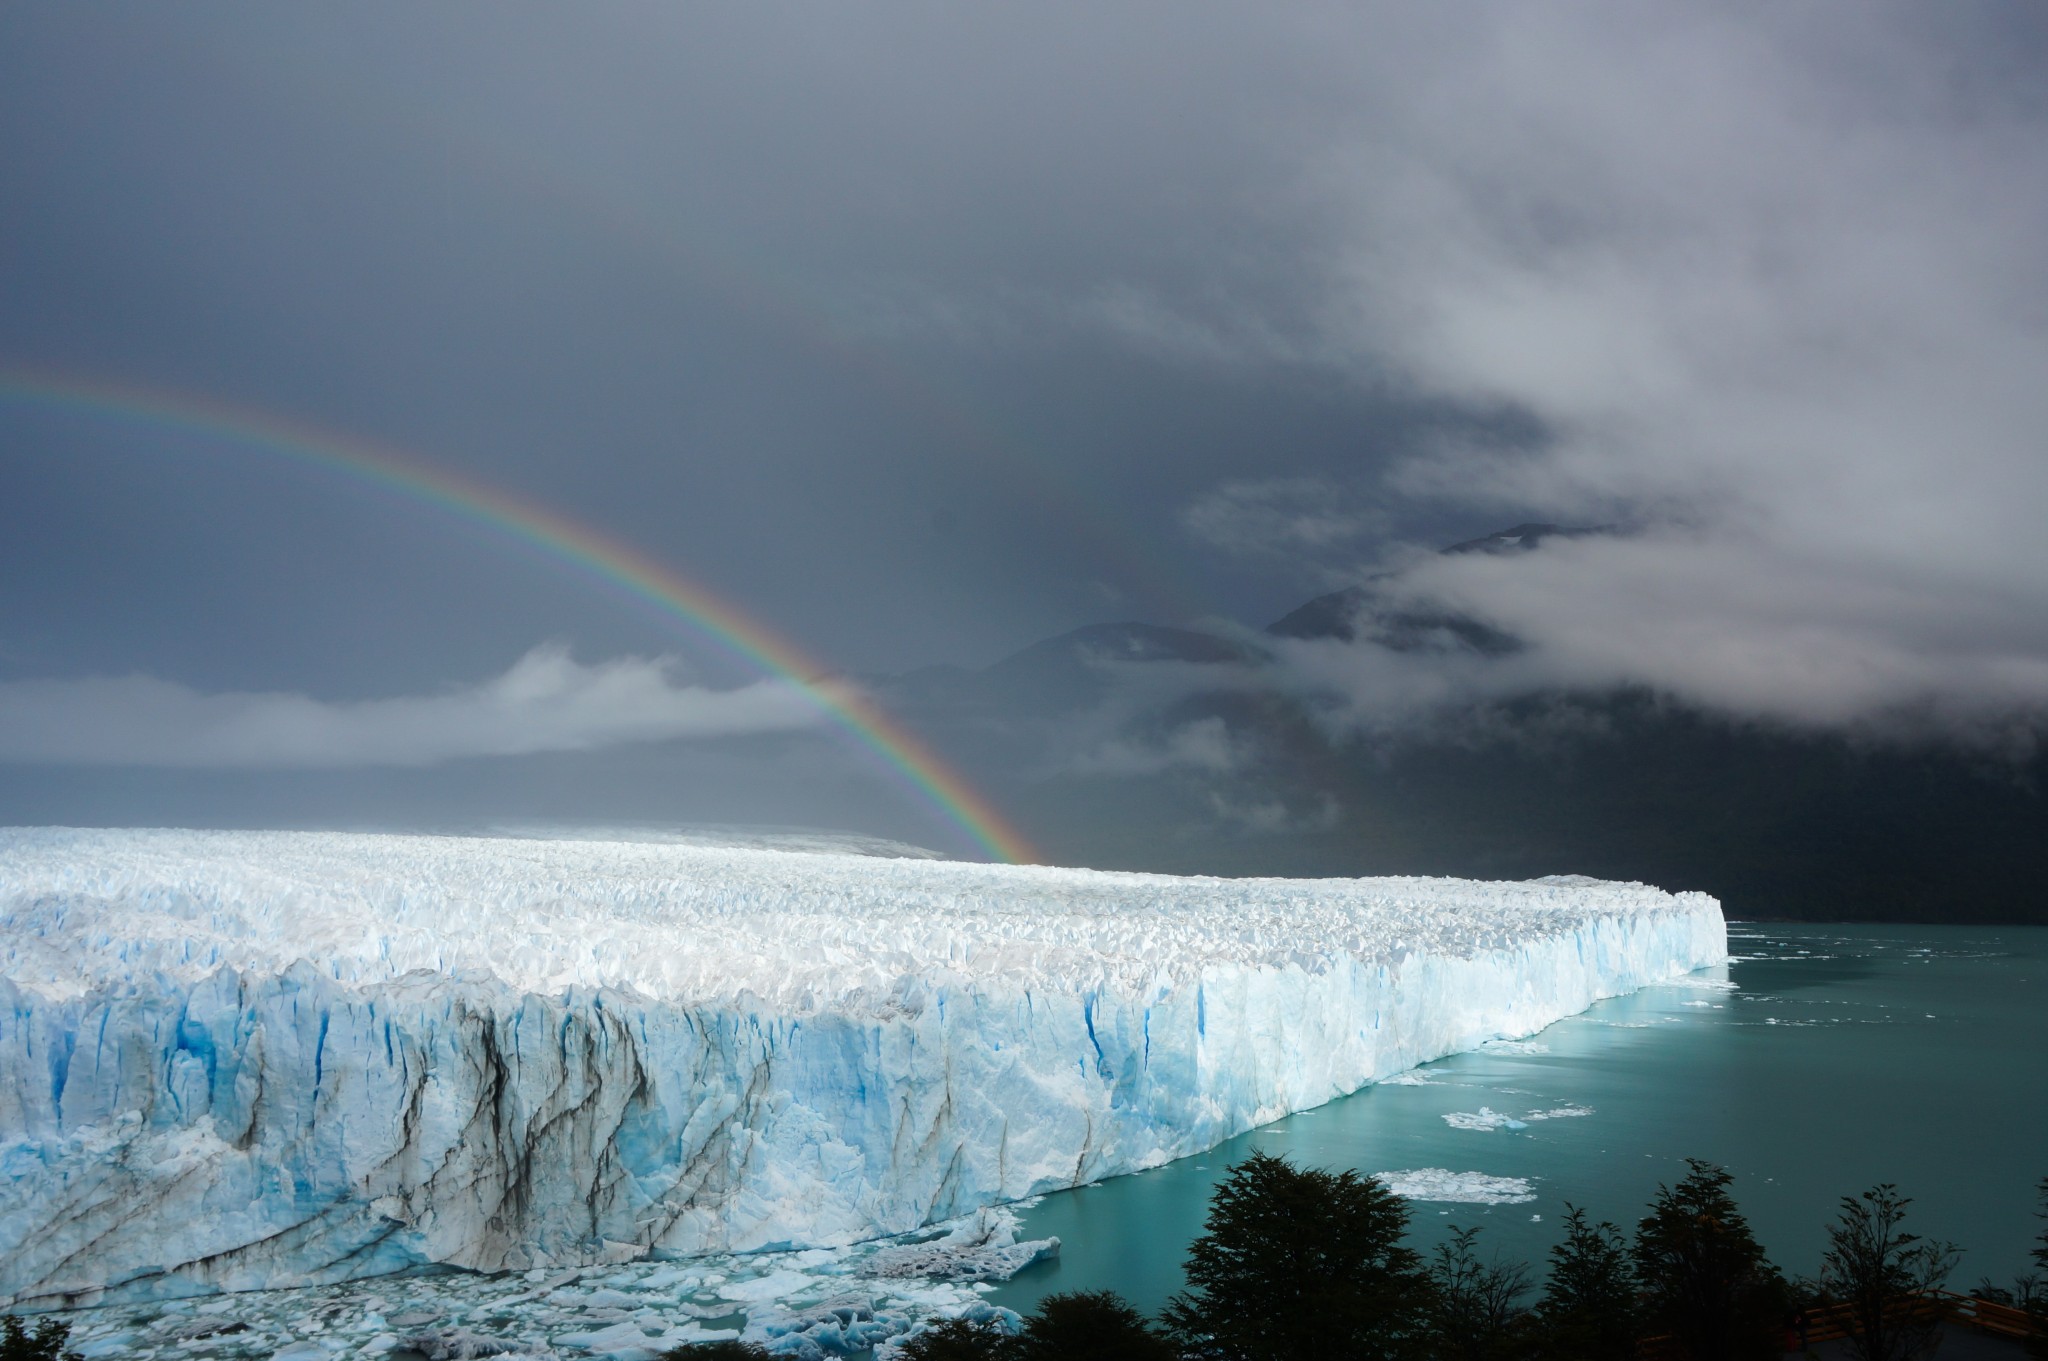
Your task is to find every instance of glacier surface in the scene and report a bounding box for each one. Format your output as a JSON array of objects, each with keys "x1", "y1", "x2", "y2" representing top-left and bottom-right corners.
[{"x1": 0, "y1": 827, "x2": 1725, "y2": 1308}]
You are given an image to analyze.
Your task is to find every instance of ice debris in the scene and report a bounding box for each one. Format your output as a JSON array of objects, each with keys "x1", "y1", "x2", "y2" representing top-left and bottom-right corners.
[
  {"x1": 12, "y1": 1206, "x2": 1049, "y2": 1361},
  {"x1": 1374, "y1": 1170, "x2": 1539, "y2": 1205}
]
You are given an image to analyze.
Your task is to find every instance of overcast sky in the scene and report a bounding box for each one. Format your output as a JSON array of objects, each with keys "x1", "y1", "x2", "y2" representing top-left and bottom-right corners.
[{"x1": 3, "y1": 3, "x2": 2045, "y2": 851}]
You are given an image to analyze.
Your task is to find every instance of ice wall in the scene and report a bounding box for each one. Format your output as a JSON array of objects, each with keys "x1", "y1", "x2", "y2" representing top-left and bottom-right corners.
[{"x1": 0, "y1": 829, "x2": 1725, "y2": 1307}]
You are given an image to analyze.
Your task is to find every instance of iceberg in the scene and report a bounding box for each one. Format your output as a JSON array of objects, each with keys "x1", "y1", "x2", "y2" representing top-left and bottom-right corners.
[
  {"x1": 0, "y1": 828, "x2": 1724, "y2": 1307},
  {"x1": 1373, "y1": 1170, "x2": 1539, "y2": 1205}
]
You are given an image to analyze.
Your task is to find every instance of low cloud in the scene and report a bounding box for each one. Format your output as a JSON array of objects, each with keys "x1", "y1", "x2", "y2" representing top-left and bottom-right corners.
[
  {"x1": 1394, "y1": 535, "x2": 2048, "y2": 737},
  {"x1": 1168, "y1": 3, "x2": 2048, "y2": 744},
  {"x1": 1182, "y1": 479, "x2": 1385, "y2": 562},
  {"x1": 0, "y1": 645, "x2": 825, "y2": 768},
  {"x1": 1205, "y1": 790, "x2": 1339, "y2": 837},
  {"x1": 1072, "y1": 716, "x2": 1243, "y2": 777},
  {"x1": 1255, "y1": 530, "x2": 2048, "y2": 750}
]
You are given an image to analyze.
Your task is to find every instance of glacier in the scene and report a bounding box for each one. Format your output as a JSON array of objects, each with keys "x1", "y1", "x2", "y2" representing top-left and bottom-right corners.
[{"x1": 0, "y1": 827, "x2": 1725, "y2": 1310}]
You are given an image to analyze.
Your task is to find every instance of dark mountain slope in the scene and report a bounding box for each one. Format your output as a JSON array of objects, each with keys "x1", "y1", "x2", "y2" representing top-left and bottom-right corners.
[
  {"x1": 1265, "y1": 585, "x2": 1517, "y2": 654},
  {"x1": 1001, "y1": 693, "x2": 2048, "y2": 921},
  {"x1": 1263, "y1": 525, "x2": 1594, "y2": 651},
  {"x1": 876, "y1": 528, "x2": 2048, "y2": 922}
]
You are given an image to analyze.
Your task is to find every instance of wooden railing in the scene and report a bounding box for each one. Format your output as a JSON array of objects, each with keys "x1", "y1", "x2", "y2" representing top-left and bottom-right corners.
[
  {"x1": 1924, "y1": 1289, "x2": 2042, "y2": 1342},
  {"x1": 1634, "y1": 1289, "x2": 2043, "y2": 1357}
]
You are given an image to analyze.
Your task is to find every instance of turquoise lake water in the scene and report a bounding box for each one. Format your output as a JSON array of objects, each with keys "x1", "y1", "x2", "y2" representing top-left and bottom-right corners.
[{"x1": 991, "y1": 923, "x2": 2048, "y2": 1319}]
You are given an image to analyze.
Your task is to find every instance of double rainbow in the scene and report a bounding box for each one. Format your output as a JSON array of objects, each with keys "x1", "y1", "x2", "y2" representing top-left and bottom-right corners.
[{"x1": 0, "y1": 369, "x2": 1038, "y2": 864}]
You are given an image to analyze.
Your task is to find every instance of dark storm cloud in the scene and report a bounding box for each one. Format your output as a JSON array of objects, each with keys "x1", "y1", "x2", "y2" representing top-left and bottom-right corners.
[
  {"x1": 650, "y1": 0, "x2": 2048, "y2": 742},
  {"x1": 2, "y1": 1, "x2": 2045, "y2": 840},
  {"x1": 1263, "y1": 4, "x2": 2048, "y2": 739},
  {"x1": 1181, "y1": 480, "x2": 1387, "y2": 570}
]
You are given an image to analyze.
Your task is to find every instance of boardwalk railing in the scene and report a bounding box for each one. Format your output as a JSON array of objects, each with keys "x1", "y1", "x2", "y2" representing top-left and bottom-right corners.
[
  {"x1": 1635, "y1": 1289, "x2": 2043, "y2": 1357},
  {"x1": 1925, "y1": 1289, "x2": 2042, "y2": 1342}
]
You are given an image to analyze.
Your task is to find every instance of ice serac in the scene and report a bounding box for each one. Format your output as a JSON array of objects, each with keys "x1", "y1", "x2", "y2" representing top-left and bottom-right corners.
[{"x1": 0, "y1": 829, "x2": 1725, "y2": 1307}]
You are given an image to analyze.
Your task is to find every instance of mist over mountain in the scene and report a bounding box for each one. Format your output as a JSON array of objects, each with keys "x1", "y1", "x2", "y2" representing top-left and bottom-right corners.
[{"x1": 876, "y1": 526, "x2": 2048, "y2": 923}]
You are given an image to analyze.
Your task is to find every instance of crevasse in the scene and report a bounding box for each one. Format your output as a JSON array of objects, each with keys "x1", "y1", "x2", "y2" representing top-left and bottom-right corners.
[{"x1": 0, "y1": 828, "x2": 1725, "y2": 1307}]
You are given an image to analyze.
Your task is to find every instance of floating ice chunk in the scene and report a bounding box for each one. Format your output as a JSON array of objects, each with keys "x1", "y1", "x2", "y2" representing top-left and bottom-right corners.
[
  {"x1": 633, "y1": 1268, "x2": 695, "y2": 1292},
  {"x1": 1522, "y1": 1105, "x2": 1594, "y2": 1121},
  {"x1": 554, "y1": 1320, "x2": 665, "y2": 1354},
  {"x1": 1443, "y1": 1108, "x2": 1528, "y2": 1132},
  {"x1": 715, "y1": 1272, "x2": 820, "y2": 1305},
  {"x1": 403, "y1": 1329, "x2": 525, "y2": 1360},
  {"x1": 269, "y1": 1344, "x2": 335, "y2": 1361},
  {"x1": 878, "y1": 1303, "x2": 1020, "y2": 1360},
  {"x1": 1374, "y1": 1170, "x2": 1538, "y2": 1204},
  {"x1": 868, "y1": 1236, "x2": 1060, "y2": 1282},
  {"x1": 865, "y1": 1206, "x2": 1059, "y2": 1282},
  {"x1": 662, "y1": 1323, "x2": 743, "y2": 1345},
  {"x1": 72, "y1": 1338, "x2": 138, "y2": 1360}
]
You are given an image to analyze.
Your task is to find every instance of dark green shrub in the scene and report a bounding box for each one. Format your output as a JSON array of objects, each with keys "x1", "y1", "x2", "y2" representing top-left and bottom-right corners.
[
  {"x1": 1634, "y1": 1160, "x2": 1787, "y2": 1361},
  {"x1": 895, "y1": 1315, "x2": 1012, "y2": 1361},
  {"x1": 1818, "y1": 1184, "x2": 1958, "y2": 1361},
  {"x1": 2031, "y1": 1176, "x2": 2048, "y2": 1361},
  {"x1": 0, "y1": 1317, "x2": 81, "y2": 1361},
  {"x1": 1422, "y1": 1225, "x2": 1535, "y2": 1361},
  {"x1": 1011, "y1": 1290, "x2": 1175, "y2": 1361},
  {"x1": 1535, "y1": 1205, "x2": 1639, "y2": 1361},
  {"x1": 1163, "y1": 1150, "x2": 1427, "y2": 1361}
]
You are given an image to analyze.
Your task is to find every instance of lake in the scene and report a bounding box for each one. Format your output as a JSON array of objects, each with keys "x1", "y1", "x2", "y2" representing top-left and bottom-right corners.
[{"x1": 992, "y1": 923, "x2": 2048, "y2": 1318}]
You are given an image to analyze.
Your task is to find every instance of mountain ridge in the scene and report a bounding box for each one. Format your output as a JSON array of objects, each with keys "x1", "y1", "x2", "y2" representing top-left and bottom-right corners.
[{"x1": 876, "y1": 526, "x2": 2048, "y2": 923}]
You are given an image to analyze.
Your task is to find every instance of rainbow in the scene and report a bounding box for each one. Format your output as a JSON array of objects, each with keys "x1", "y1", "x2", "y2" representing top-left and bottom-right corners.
[{"x1": 0, "y1": 368, "x2": 1039, "y2": 864}]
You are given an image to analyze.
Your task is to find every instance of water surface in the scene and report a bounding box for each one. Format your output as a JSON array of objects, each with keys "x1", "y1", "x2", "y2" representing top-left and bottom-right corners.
[{"x1": 993, "y1": 924, "x2": 2048, "y2": 1318}]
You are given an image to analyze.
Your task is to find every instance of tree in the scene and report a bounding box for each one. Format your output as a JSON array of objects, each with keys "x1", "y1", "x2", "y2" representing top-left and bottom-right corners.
[
  {"x1": 0, "y1": 1317, "x2": 81, "y2": 1361},
  {"x1": 1422, "y1": 1225, "x2": 1534, "y2": 1361},
  {"x1": 1009, "y1": 1291, "x2": 1176, "y2": 1361},
  {"x1": 1634, "y1": 1160, "x2": 1788, "y2": 1361},
  {"x1": 2035, "y1": 1177, "x2": 2048, "y2": 1276},
  {"x1": 1162, "y1": 1151, "x2": 1428, "y2": 1361},
  {"x1": 1536, "y1": 1205, "x2": 1639, "y2": 1361},
  {"x1": 1818, "y1": 1184, "x2": 1959, "y2": 1361},
  {"x1": 895, "y1": 1316, "x2": 1012, "y2": 1361},
  {"x1": 2031, "y1": 1177, "x2": 2048, "y2": 1361}
]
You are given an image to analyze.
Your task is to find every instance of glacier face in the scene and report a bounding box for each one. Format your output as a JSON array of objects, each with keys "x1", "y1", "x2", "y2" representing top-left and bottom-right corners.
[{"x1": 0, "y1": 828, "x2": 1725, "y2": 1307}]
